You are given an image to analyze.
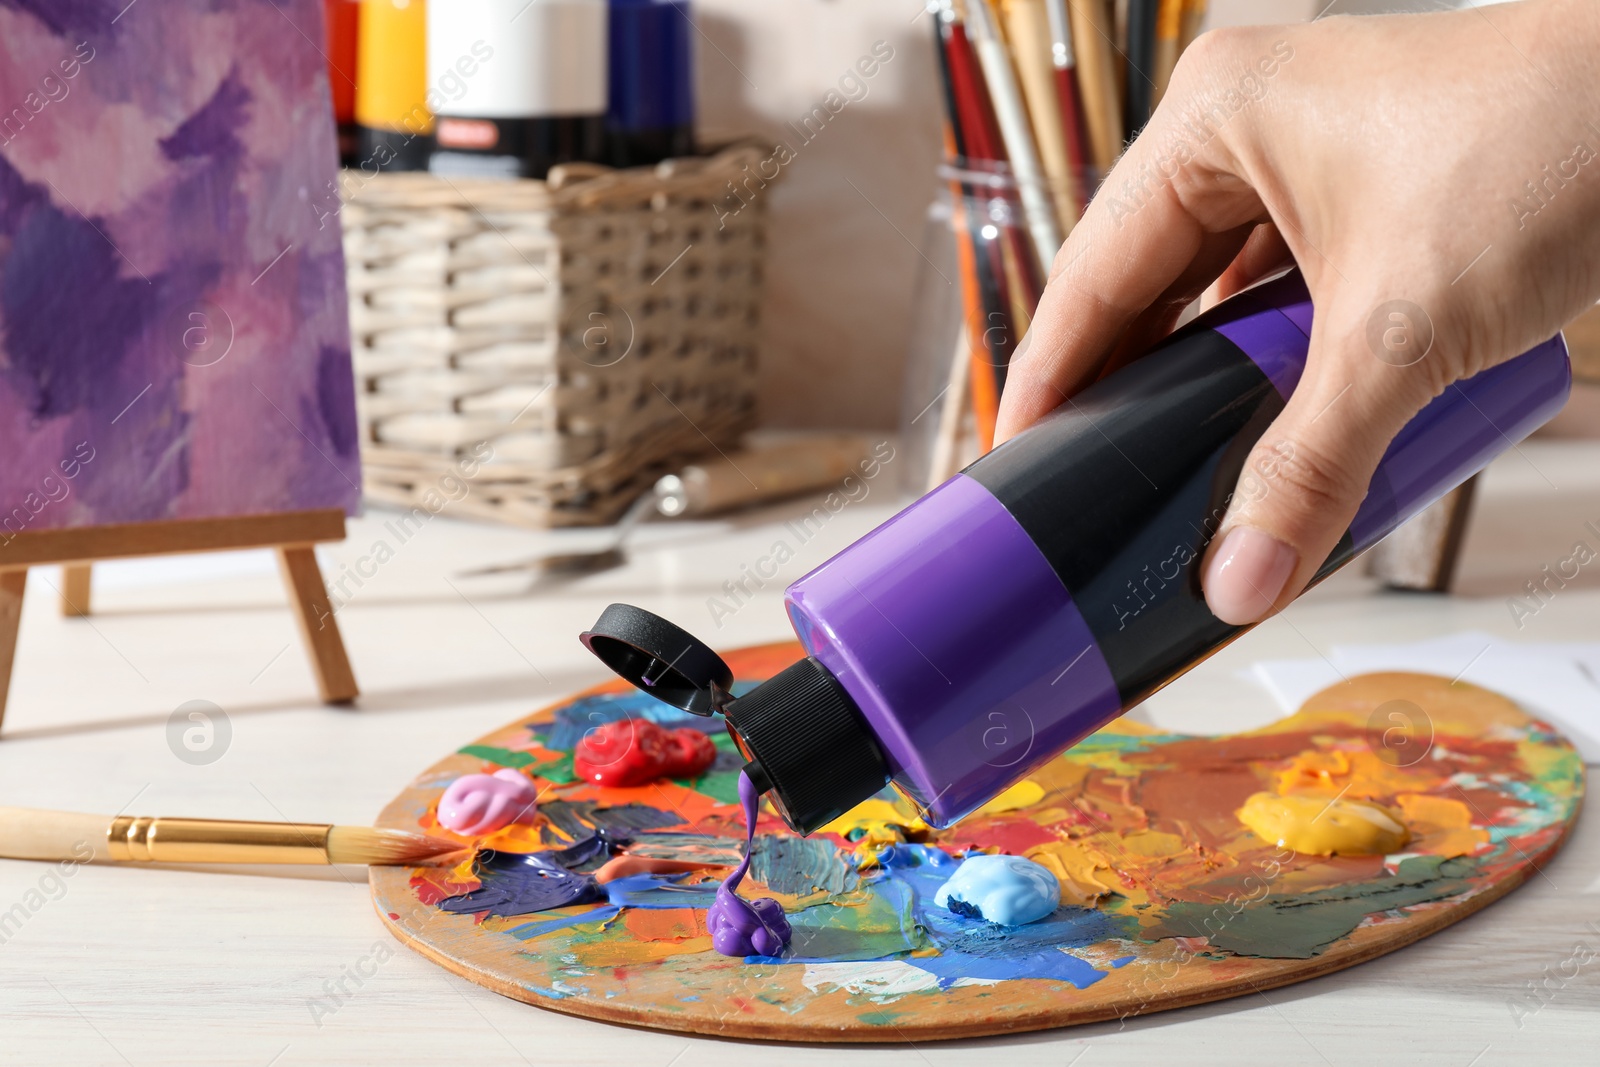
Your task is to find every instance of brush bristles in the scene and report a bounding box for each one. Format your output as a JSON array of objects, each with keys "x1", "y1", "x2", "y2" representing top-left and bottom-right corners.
[{"x1": 326, "y1": 826, "x2": 463, "y2": 866}]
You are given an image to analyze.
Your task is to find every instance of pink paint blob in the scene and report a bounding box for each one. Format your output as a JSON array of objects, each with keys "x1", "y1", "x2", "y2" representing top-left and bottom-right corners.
[
  {"x1": 707, "y1": 771, "x2": 792, "y2": 957},
  {"x1": 437, "y1": 768, "x2": 540, "y2": 837}
]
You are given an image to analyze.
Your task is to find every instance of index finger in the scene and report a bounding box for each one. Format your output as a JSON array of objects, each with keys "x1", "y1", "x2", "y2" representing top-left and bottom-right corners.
[{"x1": 994, "y1": 89, "x2": 1262, "y2": 442}]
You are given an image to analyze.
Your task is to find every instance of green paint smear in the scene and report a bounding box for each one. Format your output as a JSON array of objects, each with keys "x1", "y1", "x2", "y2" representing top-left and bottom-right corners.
[
  {"x1": 530, "y1": 753, "x2": 577, "y2": 784},
  {"x1": 456, "y1": 745, "x2": 577, "y2": 784},
  {"x1": 678, "y1": 769, "x2": 742, "y2": 805},
  {"x1": 857, "y1": 1010, "x2": 907, "y2": 1026},
  {"x1": 1065, "y1": 727, "x2": 1187, "y2": 758},
  {"x1": 671, "y1": 733, "x2": 744, "y2": 803},
  {"x1": 1149, "y1": 855, "x2": 1479, "y2": 959},
  {"x1": 457, "y1": 744, "x2": 537, "y2": 769},
  {"x1": 784, "y1": 879, "x2": 930, "y2": 962}
]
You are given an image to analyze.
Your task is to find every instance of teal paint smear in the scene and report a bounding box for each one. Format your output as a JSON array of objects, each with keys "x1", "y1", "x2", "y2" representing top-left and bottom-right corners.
[
  {"x1": 766, "y1": 879, "x2": 928, "y2": 963},
  {"x1": 748, "y1": 845, "x2": 1125, "y2": 989},
  {"x1": 526, "y1": 984, "x2": 575, "y2": 1000},
  {"x1": 752, "y1": 835, "x2": 858, "y2": 896},
  {"x1": 1063, "y1": 731, "x2": 1182, "y2": 757},
  {"x1": 1148, "y1": 855, "x2": 1480, "y2": 959}
]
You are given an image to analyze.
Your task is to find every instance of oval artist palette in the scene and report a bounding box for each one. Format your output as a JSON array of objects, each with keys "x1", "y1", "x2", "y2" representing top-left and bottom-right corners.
[{"x1": 371, "y1": 643, "x2": 1583, "y2": 1042}]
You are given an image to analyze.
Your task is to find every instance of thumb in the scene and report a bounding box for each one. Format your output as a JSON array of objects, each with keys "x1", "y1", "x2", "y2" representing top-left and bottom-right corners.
[{"x1": 1201, "y1": 308, "x2": 1438, "y2": 625}]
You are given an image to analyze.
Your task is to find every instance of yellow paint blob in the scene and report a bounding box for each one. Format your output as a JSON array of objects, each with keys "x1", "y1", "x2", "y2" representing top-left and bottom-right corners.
[
  {"x1": 1025, "y1": 840, "x2": 1116, "y2": 905},
  {"x1": 817, "y1": 797, "x2": 930, "y2": 871},
  {"x1": 976, "y1": 780, "x2": 1046, "y2": 815},
  {"x1": 817, "y1": 798, "x2": 926, "y2": 837},
  {"x1": 1237, "y1": 792, "x2": 1411, "y2": 856}
]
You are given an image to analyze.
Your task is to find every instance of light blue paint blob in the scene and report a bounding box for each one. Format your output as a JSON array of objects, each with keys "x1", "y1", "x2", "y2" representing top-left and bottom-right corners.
[{"x1": 933, "y1": 854, "x2": 1060, "y2": 927}]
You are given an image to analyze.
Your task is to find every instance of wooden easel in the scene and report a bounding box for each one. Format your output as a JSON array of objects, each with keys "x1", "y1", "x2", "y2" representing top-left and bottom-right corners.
[
  {"x1": 1365, "y1": 478, "x2": 1479, "y2": 592},
  {"x1": 0, "y1": 508, "x2": 358, "y2": 732}
]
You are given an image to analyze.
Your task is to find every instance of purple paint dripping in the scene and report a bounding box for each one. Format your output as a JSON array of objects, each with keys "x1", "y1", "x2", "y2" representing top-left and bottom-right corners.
[{"x1": 706, "y1": 771, "x2": 792, "y2": 957}]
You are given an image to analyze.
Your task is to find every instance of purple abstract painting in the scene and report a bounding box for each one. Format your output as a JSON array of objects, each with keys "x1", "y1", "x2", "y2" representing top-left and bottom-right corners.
[{"x1": 0, "y1": 0, "x2": 359, "y2": 540}]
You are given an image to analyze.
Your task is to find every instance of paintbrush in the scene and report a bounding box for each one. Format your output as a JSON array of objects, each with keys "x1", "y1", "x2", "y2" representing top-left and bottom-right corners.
[
  {"x1": 999, "y1": 0, "x2": 1079, "y2": 231},
  {"x1": 966, "y1": 0, "x2": 1062, "y2": 278},
  {"x1": 1066, "y1": 0, "x2": 1122, "y2": 173},
  {"x1": 1124, "y1": 0, "x2": 1159, "y2": 140},
  {"x1": 0, "y1": 807, "x2": 462, "y2": 866},
  {"x1": 1044, "y1": 0, "x2": 1093, "y2": 212}
]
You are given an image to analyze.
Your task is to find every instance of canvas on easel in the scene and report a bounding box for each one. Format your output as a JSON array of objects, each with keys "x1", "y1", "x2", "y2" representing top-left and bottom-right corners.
[{"x1": 0, "y1": 0, "x2": 362, "y2": 727}]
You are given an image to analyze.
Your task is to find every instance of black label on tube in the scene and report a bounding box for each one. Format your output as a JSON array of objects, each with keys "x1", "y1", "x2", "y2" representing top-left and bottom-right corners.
[{"x1": 967, "y1": 327, "x2": 1347, "y2": 706}]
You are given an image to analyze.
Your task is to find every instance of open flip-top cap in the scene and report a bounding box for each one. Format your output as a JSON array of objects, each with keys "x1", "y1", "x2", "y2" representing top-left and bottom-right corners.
[
  {"x1": 579, "y1": 603, "x2": 734, "y2": 716},
  {"x1": 579, "y1": 603, "x2": 891, "y2": 834}
]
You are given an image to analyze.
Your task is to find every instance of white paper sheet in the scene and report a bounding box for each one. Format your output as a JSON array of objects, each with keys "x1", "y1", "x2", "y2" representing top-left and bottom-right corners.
[{"x1": 1246, "y1": 633, "x2": 1600, "y2": 763}]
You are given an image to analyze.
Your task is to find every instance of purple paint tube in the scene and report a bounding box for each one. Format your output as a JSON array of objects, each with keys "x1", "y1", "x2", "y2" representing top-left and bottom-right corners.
[{"x1": 581, "y1": 270, "x2": 1571, "y2": 834}]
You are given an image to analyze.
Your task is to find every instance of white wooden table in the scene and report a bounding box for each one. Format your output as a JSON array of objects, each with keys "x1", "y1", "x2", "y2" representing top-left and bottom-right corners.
[{"x1": 2, "y1": 440, "x2": 1597, "y2": 1067}]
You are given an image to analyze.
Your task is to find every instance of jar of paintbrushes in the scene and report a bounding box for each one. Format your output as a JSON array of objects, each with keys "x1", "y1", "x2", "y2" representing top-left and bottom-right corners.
[
  {"x1": 906, "y1": 0, "x2": 1209, "y2": 490},
  {"x1": 898, "y1": 159, "x2": 1096, "y2": 494}
]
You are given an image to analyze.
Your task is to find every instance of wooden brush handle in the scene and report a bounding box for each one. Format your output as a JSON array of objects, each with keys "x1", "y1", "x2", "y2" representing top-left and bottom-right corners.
[
  {"x1": 0, "y1": 807, "x2": 112, "y2": 862},
  {"x1": 658, "y1": 435, "x2": 878, "y2": 517}
]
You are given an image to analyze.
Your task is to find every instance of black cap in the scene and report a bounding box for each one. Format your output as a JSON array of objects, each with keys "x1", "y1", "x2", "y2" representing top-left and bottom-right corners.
[
  {"x1": 577, "y1": 604, "x2": 889, "y2": 836},
  {"x1": 723, "y1": 657, "x2": 889, "y2": 835},
  {"x1": 579, "y1": 603, "x2": 734, "y2": 716}
]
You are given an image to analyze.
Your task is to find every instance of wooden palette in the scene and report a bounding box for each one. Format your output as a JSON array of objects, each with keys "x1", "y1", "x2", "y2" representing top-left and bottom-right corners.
[{"x1": 371, "y1": 643, "x2": 1583, "y2": 1042}]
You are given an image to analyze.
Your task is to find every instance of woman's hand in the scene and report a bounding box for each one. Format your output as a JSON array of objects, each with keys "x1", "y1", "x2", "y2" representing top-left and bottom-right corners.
[{"x1": 995, "y1": 0, "x2": 1600, "y2": 624}]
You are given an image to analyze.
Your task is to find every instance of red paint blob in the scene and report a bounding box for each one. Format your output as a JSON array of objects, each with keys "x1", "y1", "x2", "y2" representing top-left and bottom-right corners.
[{"x1": 573, "y1": 719, "x2": 717, "y2": 787}]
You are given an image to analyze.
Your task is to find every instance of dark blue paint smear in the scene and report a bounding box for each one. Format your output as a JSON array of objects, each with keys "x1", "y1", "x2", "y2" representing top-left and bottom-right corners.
[
  {"x1": 504, "y1": 873, "x2": 722, "y2": 941},
  {"x1": 538, "y1": 800, "x2": 683, "y2": 842},
  {"x1": 437, "y1": 831, "x2": 627, "y2": 919}
]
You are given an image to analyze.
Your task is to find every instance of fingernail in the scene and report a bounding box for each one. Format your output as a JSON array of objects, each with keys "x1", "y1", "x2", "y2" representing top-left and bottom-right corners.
[{"x1": 1204, "y1": 526, "x2": 1298, "y2": 625}]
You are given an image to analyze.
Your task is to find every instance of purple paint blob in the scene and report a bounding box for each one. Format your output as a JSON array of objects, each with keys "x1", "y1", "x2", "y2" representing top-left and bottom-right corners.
[{"x1": 706, "y1": 771, "x2": 792, "y2": 957}]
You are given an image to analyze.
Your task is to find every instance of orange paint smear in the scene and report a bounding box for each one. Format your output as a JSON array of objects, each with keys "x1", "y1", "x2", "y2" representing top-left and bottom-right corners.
[
  {"x1": 624, "y1": 907, "x2": 702, "y2": 942},
  {"x1": 1396, "y1": 793, "x2": 1490, "y2": 858},
  {"x1": 595, "y1": 855, "x2": 728, "y2": 884}
]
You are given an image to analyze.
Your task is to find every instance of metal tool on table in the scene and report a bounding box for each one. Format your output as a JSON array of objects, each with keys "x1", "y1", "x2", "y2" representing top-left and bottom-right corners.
[{"x1": 458, "y1": 433, "x2": 877, "y2": 580}]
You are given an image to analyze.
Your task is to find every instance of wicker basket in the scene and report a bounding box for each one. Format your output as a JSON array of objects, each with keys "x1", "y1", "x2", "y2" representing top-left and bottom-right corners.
[{"x1": 340, "y1": 145, "x2": 769, "y2": 526}]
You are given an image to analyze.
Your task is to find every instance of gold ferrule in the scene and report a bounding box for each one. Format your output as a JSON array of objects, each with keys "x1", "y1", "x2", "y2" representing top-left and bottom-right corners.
[{"x1": 105, "y1": 817, "x2": 334, "y2": 864}]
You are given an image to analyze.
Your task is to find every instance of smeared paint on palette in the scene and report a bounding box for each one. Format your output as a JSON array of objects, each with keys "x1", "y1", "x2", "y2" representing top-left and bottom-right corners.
[{"x1": 371, "y1": 643, "x2": 1583, "y2": 1042}]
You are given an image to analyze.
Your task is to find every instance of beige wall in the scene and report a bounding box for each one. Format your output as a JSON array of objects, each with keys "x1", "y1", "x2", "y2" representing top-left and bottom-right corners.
[
  {"x1": 694, "y1": 0, "x2": 944, "y2": 430},
  {"x1": 703, "y1": 0, "x2": 1442, "y2": 429}
]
